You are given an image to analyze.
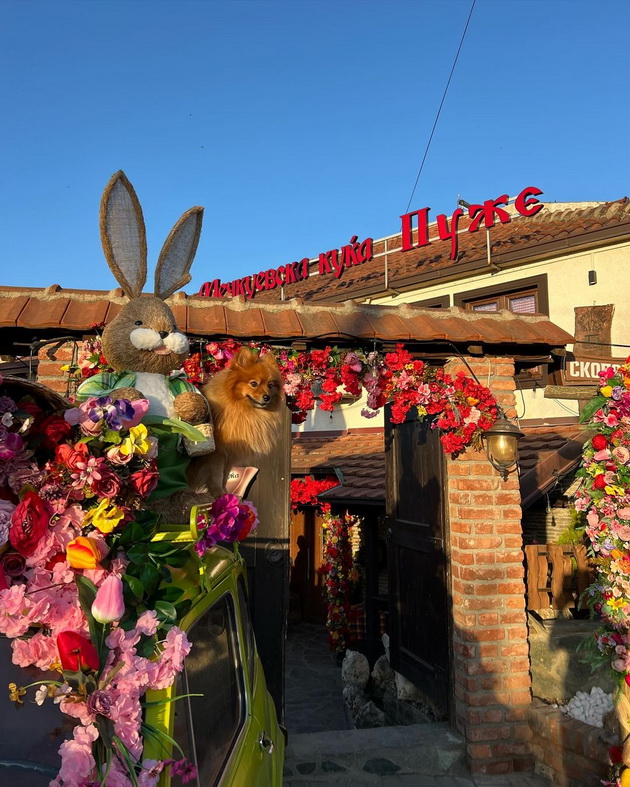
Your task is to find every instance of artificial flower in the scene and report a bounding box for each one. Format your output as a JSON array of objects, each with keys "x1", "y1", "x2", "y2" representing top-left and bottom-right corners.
[
  {"x1": 91, "y1": 574, "x2": 125, "y2": 624},
  {"x1": 10, "y1": 491, "x2": 51, "y2": 556},
  {"x1": 66, "y1": 536, "x2": 102, "y2": 569},
  {"x1": 119, "y1": 424, "x2": 151, "y2": 456},
  {"x1": 56, "y1": 631, "x2": 100, "y2": 672},
  {"x1": 82, "y1": 499, "x2": 125, "y2": 534}
]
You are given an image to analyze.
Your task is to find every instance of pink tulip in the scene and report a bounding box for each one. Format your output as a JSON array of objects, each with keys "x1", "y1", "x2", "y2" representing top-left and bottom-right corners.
[{"x1": 91, "y1": 574, "x2": 125, "y2": 624}]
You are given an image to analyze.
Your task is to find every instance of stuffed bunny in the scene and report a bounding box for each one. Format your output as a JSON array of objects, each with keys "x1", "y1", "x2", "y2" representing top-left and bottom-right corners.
[{"x1": 75, "y1": 171, "x2": 214, "y2": 520}]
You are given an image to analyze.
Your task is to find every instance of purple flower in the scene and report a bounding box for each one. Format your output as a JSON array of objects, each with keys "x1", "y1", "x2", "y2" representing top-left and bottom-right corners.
[
  {"x1": 167, "y1": 758, "x2": 197, "y2": 784},
  {"x1": 0, "y1": 432, "x2": 24, "y2": 460},
  {"x1": 0, "y1": 396, "x2": 18, "y2": 415},
  {"x1": 86, "y1": 689, "x2": 113, "y2": 717}
]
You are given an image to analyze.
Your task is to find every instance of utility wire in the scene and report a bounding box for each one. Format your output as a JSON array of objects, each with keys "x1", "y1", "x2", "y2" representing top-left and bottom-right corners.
[{"x1": 405, "y1": 0, "x2": 477, "y2": 214}]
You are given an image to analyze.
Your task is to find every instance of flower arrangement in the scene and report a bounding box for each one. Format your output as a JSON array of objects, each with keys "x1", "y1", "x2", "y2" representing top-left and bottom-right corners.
[
  {"x1": 318, "y1": 507, "x2": 361, "y2": 653},
  {"x1": 0, "y1": 376, "x2": 257, "y2": 786},
  {"x1": 180, "y1": 340, "x2": 498, "y2": 457},
  {"x1": 573, "y1": 358, "x2": 630, "y2": 784},
  {"x1": 289, "y1": 475, "x2": 339, "y2": 511}
]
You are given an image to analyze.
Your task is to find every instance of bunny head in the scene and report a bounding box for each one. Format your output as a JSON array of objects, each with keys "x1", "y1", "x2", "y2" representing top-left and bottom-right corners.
[{"x1": 100, "y1": 171, "x2": 203, "y2": 375}]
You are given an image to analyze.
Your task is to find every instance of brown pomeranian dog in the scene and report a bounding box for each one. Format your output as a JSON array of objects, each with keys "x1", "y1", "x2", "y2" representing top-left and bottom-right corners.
[{"x1": 187, "y1": 347, "x2": 285, "y2": 496}]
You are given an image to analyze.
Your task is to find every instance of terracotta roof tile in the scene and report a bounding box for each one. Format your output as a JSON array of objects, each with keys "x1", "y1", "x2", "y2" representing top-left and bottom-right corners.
[
  {"x1": 0, "y1": 288, "x2": 574, "y2": 351},
  {"x1": 0, "y1": 294, "x2": 29, "y2": 327}
]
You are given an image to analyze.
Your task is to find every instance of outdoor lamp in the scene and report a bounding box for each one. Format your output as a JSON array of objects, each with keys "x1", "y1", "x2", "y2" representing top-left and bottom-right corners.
[{"x1": 484, "y1": 414, "x2": 523, "y2": 481}]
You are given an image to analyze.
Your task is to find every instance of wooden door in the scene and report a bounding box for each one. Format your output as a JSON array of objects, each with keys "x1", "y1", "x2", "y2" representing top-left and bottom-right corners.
[
  {"x1": 385, "y1": 408, "x2": 451, "y2": 720},
  {"x1": 289, "y1": 508, "x2": 326, "y2": 623}
]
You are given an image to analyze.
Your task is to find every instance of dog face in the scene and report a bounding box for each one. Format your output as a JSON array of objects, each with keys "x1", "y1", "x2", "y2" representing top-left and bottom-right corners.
[{"x1": 224, "y1": 348, "x2": 284, "y2": 410}]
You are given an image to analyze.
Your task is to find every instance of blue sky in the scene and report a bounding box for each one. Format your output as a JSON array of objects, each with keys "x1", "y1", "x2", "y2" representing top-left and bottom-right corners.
[{"x1": 2, "y1": 0, "x2": 629, "y2": 294}]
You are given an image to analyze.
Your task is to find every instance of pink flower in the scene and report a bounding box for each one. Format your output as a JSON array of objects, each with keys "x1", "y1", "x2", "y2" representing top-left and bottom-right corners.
[
  {"x1": 593, "y1": 449, "x2": 612, "y2": 462},
  {"x1": 51, "y1": 724, "x2": 98, "y2": 787},
  {"x1": 613, "y1": 446, "x2": 630, "y2": 465},
  {"x1": 91, "y1": 574, "x2": 125, "y2": 624}
]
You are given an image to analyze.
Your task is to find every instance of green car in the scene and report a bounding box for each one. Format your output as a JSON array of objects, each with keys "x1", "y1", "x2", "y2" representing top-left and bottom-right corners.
[{"x1": 143, "y1": 510, "x2": 286, "y2": 787}]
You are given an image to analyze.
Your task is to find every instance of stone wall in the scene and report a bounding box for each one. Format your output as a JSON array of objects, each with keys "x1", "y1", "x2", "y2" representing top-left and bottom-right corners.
[{"x1": 445, "y1": 356, "x2": 533, "y2": 775}]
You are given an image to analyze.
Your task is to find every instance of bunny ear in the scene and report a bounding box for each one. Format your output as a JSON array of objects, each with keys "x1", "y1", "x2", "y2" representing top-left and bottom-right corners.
[
  {"x1": 154, "y1": 207, "x2": 204, "y2": 300},
  {"x1": 99, "y1": 171, "x2": 148, "y2": 299}
]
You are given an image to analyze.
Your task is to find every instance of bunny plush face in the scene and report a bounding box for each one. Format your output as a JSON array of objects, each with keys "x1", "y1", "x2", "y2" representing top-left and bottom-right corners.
[{"x1": 102, "y1": 296, "x2": 190, "y2": 375}]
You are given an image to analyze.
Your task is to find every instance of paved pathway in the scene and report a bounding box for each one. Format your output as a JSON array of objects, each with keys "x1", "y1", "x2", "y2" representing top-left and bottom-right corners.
[{"x1": 283, "y1": 623, "x2": 550, "y2": 787}]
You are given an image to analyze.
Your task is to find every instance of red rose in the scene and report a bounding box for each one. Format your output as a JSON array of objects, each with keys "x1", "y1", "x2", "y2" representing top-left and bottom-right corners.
[
  {"x1": 592, "y1": 434, "x2": 608, "y2": 451},
  {"x1": 593, "y1": 474, "x2": 607, "y2": 490},
  {"x1": 129, "y1": 468, "x2": 159, "y2": 498},
  {"x1": 56, "y1": 631, "x2": 100, "y2": 672},
  {"x1": 10, "y1": 491, "x2": 51, "y2": 556},
  {"x1": 39, "y1": 414, "x2": 73, "y2": 449},
  {"x1": 91, "y1": 471, "x2": 122, "y2": 499},
  {"x1": 56, "y1": 442, "x2": 89, "y2": 472}
]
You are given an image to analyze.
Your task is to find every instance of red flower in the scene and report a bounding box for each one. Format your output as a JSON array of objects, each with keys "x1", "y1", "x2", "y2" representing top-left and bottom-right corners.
[
  {"x1": 56, "y1": 442, "x2": 89, "y2": 472},
  {"x1": 609, "y1": 744, "x2": 624, "y2": 764},
  {"x1": 56, "y1": 631, "x2": 100, "y2": 672},
  {"x1": 593, "y1": 474, "x2": 607, "y2": 490},
  {"x1": 91, "y1": 470, "x2": 122, "y2": 499},
  {"x1": 129, "y1": 468, "x2": 159, "y2": 498},
  {"x1": 38, "y1": 414, "x2": 73, "y2": 449},
  {"x1": 592, "y1": 434, "x2": 608, "y2": 451},
  {"x1": 10, "y1": 491, "x2": 51, "y2": 556}
]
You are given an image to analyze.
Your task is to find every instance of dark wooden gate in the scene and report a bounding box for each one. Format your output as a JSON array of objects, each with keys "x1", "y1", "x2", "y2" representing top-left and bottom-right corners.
[{"x1": 385, "y1": 408, "x2": 451, "y2": 720}]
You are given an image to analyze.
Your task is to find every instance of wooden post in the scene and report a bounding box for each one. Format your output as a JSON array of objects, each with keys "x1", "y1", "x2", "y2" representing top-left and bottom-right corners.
[{"x1": 239, "y1": 405, "x2": 291, "y2": 721}]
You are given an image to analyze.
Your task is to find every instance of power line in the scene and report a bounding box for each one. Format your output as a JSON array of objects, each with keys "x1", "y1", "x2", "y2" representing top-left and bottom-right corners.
[{"x1": 405, "y1": 0, "x2": 477, "y2": 214}]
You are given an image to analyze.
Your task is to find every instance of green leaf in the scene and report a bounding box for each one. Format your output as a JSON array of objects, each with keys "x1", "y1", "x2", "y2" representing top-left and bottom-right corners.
[
  {"x1": 139, "y1": 563, "x2": 161, "y2": 598},
  {"x1": 578, "y1": 396, "x2": 605, "y2": 423},
  {"x1": 154, "y1": 601, "x2": 177, "y2": 626},
  {"x1": 118, "y1": 521, "x2": 145, "y2": 548},
  {"x1": 123, "y1": 574, "x2": 144, "y2": 600},
  {"x1": 174, "y1": 599, "x2": 192, "y2": 619},
  {"x1": 137, "y1": 634, "x2": 157, "y2": 659},
  {"x1": 157, "y1": 585, "x2": 185, "y2": 603},
  {"x1": 141, "y1": 721, "x2": 185, "y2": 758},
  {"x1": 162, "y1": 550, "x2": 191, "y2": 568},
  {"x1": 126, "y1": 543, "x2": 149, "y2": 564},
  {"x1": 102, "y1": 429, "x2": 122, "y2": 445}
]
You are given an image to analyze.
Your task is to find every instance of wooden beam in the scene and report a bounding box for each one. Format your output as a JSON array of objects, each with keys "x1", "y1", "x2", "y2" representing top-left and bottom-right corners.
[{"x1": 544, "y1": 384, "x2": 597, "y2": 400}]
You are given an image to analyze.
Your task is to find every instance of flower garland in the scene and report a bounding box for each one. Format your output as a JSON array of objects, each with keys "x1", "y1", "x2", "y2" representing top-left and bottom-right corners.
[
  {"x1": 573, "y1": 358, "x2": 630, "y2": 786},
  {"x1": 182, "y1": 340, "x2": 498, "y2": 457},
  {"x1": 289, "y1": 475, "x2": 339, "y2": 511},
  {"x1": 0, "y1": 378, "x2": 257, "y2": 786},
  {"x1": 319, "y1": 506, "x2": 360, "y2": 653}
]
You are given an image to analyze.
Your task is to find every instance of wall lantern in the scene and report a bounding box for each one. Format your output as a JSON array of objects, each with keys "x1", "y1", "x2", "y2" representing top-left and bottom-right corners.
[{"x1": 484, "y1": 414, "x2": 523, "y2": 481}]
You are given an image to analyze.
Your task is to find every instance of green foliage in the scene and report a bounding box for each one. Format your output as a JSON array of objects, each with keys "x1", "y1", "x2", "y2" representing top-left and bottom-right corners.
[{"x1": 557, "y1": 507, "x2": 587, "y2": 546}]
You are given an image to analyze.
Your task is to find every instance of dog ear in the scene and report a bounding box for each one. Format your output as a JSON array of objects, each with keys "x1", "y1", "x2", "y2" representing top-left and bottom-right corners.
[
  {"x1": 231, "y1": 347, "x2": 254, "y2": 368},
  {"x1": 261, "y1": 351, "x2": 278, "y2": 368}
]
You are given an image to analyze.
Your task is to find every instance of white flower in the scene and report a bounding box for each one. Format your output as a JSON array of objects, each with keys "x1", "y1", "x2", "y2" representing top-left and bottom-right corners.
[
  {"x1": 1, "y1": 412, "x2": 13, "y2": 427},
  {"x1": 35, "y1": 685, "x2": 48, "y2": 706}
]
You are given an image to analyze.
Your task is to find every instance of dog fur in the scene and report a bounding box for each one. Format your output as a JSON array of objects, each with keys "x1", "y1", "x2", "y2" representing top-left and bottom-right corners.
[{"x1": 187, "y1": 347, "x2": 285, "y2": 496}]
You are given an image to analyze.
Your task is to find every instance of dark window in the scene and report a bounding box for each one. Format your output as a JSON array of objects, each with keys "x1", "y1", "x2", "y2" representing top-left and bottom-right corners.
[
  {"x1": 237, "y1": 576, "x2": 256, "y2": 687},
  {"x1": 453, "y1": 274, "x2": 549, "y2": 316},
  {"x1": 173, "y1": 593, "x2": 246, "y2": 786},
  {"x1": 412, "y1": 294, "x2": 450, "y2": 309}
]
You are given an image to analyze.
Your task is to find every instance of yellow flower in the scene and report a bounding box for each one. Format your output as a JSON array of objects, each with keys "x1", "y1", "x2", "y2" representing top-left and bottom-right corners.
[
  {"x1": 8, "y1": 683, "x2": 26, "y2": 704},
  {"x1": 621, "y1": 767, "x2": 630, "y2": 787},
  {"x1": 467, "y1": 396, "x2": 479, "y2": 406},
  {"x1": 608, "y1": 597, "x2": 627, "y2": 610},
  {"x1": 605, "y1": 485, "x2": 625, "y2": 497},
  {"x1": 83, "y1": 499, "x2": 125, "y2": 534},
  {"x1": 119, "y1": 424, "x2": 151, "y2": 456},
  {"x1": 417, "y1": 405, "x2": 427, "y2": 417},
  {"x1": 600, "y1": 385, "x2": 613, "y2": 398}
]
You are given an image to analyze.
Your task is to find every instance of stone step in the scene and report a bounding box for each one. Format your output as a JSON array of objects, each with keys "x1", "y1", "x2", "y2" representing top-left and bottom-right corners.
[{"x1": 283, "y1": 722, "x2": 468, "y2": 784}]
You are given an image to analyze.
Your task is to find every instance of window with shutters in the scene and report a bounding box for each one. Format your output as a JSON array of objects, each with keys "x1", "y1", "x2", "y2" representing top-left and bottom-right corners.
[{"x1": 454, "y1": 275, "x2": 549, "y2": 387}]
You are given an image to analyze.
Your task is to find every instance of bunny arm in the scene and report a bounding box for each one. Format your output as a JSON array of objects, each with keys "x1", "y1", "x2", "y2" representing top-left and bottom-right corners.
[{"x1": 174, "y1": 390, "x2": 209, "y2": 425}]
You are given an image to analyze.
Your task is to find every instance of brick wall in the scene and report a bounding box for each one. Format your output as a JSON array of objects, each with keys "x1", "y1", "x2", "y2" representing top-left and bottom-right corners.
[
  {"x1": 445, "y1": 356, "x2": 533, "y2": 775},
  {"x1": 528, "y1": 699, "x2": 609, "y2": 786},
  {"x1": 36, "y1": 341, "x2": 77, "y2": 397}
]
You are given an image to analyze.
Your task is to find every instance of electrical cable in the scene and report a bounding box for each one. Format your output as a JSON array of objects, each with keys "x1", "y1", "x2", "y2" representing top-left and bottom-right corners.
[{"x1": 404, "y1": 0, "x2": 477, "y2": 213}]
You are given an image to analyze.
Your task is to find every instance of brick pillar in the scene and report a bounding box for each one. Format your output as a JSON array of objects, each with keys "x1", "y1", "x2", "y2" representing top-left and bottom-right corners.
[
  {"x1": 445, "y1": 355, "x2": 533, "y2": 775},
  {"x1": 36, "y1": 341, "x2": 77, "y2": 396}
]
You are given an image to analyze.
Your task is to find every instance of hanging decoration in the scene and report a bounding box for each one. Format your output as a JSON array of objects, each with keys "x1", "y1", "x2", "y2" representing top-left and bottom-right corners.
[
  {"x1": 318, "y1": 506, "x2": 361, "y2": 653},
  {"x1": 290, "y1": 475, "x2": 339, "y2": 510}
]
